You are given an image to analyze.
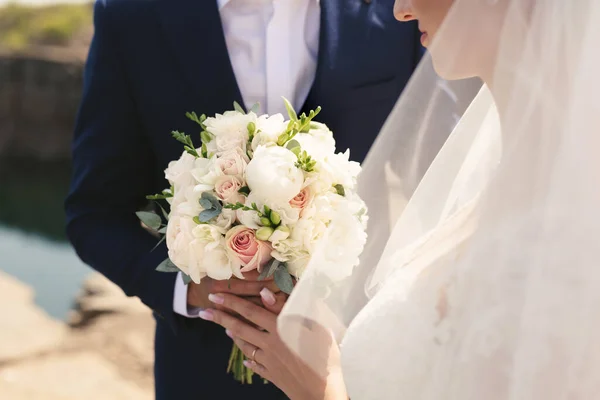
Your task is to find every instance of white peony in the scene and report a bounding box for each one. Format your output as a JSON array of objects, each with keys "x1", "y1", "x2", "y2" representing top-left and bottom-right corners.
[
  {"x1": 290, "y1": 216, "x2": 328, "y2": 254},
  {"x1": 317, "y1": 206, "x2": 367, "y2": 282},
  {"x1": 166, "y1": 215, "x2": 196, "y2": 274},
  {"x1": 203, "y1": 111, "x2": 256, "y2": 156},
  {"x1": 204, "y1": 241, "x2": 244, "y2": 280},
  {"x1": 321, "y1": 149, "x2": 361, "y2": 190},
  {"x1": 245, "y1": 145, "x2": 304, "y2": 203},
  {"x1": 251, "y1": 114, "x2": 288, "y2": 150}
]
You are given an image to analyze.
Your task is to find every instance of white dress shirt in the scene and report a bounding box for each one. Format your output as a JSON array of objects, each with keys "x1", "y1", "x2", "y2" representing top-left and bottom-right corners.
[{"x1": 174, "y1": 0, "x2": 320, "y2": 317}]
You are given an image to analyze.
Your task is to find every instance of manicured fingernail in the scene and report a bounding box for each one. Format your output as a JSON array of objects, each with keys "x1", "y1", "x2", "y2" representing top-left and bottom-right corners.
[
  {"x1": 260, "y1": 287, "x2": 276, "y2": 306},
  {"x1": 243, "y1": 360, "x2": 253, "y2": 368},
  {"x1": 198, "y1": 310, "x2": 214, "y2": 321},
  {"x1": 208, "y1": 293, "x2": 224, "y2": 305},
  {"x1": 225, "y1": 329, "x2": 233, "y2": 338}
]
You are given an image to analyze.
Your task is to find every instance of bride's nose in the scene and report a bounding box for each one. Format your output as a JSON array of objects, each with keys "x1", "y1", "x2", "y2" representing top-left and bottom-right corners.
[{"x1": 394, "y1": 0, "x2": 415, "y2": 22}]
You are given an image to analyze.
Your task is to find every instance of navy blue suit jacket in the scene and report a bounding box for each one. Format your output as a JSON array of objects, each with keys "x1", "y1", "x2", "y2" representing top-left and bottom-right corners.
[{"x1": 66, "y1": 0, "x2": 422, "y2": 398}]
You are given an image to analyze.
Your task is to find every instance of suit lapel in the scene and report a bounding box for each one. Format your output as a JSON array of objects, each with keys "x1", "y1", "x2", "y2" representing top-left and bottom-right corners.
[{"x1": 154, "y1": 0, "x2": 244, "y2": 111}]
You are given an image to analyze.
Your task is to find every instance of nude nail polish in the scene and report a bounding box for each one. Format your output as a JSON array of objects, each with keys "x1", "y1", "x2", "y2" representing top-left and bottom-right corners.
[
  {"x1": 260, "y1": 287, "x2": 276, "y2": 306},
  {"x1": 198, "y1": 310, "x2": 214, "y2": 321}
]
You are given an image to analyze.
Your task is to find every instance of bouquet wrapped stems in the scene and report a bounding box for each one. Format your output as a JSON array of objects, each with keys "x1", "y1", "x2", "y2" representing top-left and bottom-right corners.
[{"x1": 228, "y1": 343, "x2": 268, "y2": 384}]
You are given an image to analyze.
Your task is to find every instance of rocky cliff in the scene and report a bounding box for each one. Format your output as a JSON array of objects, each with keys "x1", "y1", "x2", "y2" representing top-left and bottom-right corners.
[
  {"x1": 0, "y1": 271, "x2": 154, "y2": 399},
  {"x1": 0, "y1": 47, "x2": 84, "y2": 160}
]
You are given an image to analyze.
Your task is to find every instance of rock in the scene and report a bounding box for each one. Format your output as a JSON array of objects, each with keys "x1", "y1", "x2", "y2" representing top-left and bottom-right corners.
[
  {"x1": 0, "y1": 271, "x2": 66, "y2": 363},
  {"x1": 0, "y1": 352, "x2": 151, "y2": 400},
  {"x1": 0, "y1": 272, "x2": 155, "y2": 399}
]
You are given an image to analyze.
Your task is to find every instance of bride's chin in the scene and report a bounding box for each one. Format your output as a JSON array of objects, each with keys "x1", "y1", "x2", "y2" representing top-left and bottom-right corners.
[{"x1": 431, "y1": 54, "x2": 479, "y2": 81}]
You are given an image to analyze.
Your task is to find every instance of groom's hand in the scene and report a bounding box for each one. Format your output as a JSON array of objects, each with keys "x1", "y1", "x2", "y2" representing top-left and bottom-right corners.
[{"x1": 187, "y1": 270, "x2": 280, "y2": 311}]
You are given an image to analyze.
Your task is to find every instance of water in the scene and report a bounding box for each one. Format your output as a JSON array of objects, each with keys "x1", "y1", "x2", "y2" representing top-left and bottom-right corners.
[{"x1": 0, "y1": 158, "x2": 92, "y2": 320}]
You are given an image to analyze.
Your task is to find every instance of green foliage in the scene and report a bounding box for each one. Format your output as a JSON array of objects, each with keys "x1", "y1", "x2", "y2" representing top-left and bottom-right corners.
[{"x1": 0, "y1": 3, "x2": 93, "y2": 50}]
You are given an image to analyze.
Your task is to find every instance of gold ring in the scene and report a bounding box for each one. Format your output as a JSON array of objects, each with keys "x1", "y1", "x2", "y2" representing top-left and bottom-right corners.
[{"x1": 251, "y1": 347, "x2": 258, "y2": 362}]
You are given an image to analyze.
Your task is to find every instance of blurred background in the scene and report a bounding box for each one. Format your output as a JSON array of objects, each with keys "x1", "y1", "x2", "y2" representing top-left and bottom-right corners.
[{"x1": 0, "y1": 1, "x2": 154, "y2": 398}]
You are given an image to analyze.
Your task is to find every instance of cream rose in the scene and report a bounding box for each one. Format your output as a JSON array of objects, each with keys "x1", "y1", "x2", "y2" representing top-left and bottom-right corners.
[
  {"x1": 214, "y1": 175, "x2": 245, "y2": 204},
  {"x1": 245, "y1": 145, "x2": 304, "y2": 203},
  {"x1": 164, "y1": 151, "x2": 198, "y2": 189},
  {"x1": 289, "y1": 187, "x2": 313, "y2": 213},
  {"x1": 225, "y1": 225, "x2": 272, "y2": 273},
  {"x1": 215, "y1": 148, "x2": 249, "y2": 176}
]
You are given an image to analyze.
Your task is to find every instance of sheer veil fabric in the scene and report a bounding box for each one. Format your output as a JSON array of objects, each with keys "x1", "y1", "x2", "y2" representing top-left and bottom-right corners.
[{"x1": 279, "y1": 0, "x2": 600, "y2": 398}]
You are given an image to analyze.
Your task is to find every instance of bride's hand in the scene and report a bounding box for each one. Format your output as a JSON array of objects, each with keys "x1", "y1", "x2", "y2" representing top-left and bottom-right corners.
[{"x1": 199, "y1": 289, "x2": 347, "y2": 400}]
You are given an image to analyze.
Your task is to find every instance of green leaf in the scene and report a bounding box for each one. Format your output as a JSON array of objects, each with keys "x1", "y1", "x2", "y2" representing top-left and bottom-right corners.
[
  {"x1": 186, "y1": 112, "x2": 206, "y2": 128},
  {"x1": 151, "y1": 234, "x2": 167, "y2": 252},
  {"x1": 238, "y1": 186, "x2": 250, "y2": 196},
  {"x1": 136, "y1": 211, "x2": 162, "y2": 230},
  {"x1": 286, "y1": 139, "x2": 301, "y2": 156},
  {"x1": 249, "y1": 103, "x2": 261, "y2": 114},
  {"x1": 274, "y1": 266, "x2": 295, "y2": 295},
  {"x1": 181, "y1": 273, "x2": 193, "y2": 285},
  {"x1": 233, "y1": 101, "x2": 246, "y2": 114},
  {"x1": 282, "y1": 97, "x2": 298, "y2": 121},
  {"x1": 156, "y1": 202, "x2": 170, "y2": 220},
  {"x1": 258, "y1": 259, "x2": 281, "y2": 281},
  {"x1": 201, "y1": 130, "x2": 212, "y2": 144},
  {"x1": 156, "y1": 258, "x2": 180, "y2": 273},
  {"x1": 201, "y1": 142, "x2": 208, "y2": 158},
  {"x1": 334, "y1": 184, "x2": 346, "y2": 197},
  {"x1": 157, "y1": 226, "x2": 168, "y2": 234}
]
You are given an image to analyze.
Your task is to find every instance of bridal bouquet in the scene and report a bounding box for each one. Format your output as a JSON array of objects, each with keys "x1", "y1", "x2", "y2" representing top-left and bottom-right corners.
[{"x1": 137, "y1": 99, "x2": 368, "y2": 383}]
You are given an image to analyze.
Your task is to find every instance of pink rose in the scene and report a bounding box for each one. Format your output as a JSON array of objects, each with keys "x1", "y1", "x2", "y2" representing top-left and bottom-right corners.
[
  {"x1": 215, "y1": 148, "x2": 249, "y2": 176},
  {"x1": 289, "y1": 187, "x2": 312, "y2": 213},
  {"x1": 225, "y1": 225, "x2": 272, "y2": 273},
  {"x1": 214, "y1": 175, "x2": 245, "y2": 204}
]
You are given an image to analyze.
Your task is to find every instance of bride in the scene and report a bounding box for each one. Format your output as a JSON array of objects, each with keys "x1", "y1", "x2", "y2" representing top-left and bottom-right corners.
[{"x1": 200, "y1": 0, "x2": 600, "y2": 398}]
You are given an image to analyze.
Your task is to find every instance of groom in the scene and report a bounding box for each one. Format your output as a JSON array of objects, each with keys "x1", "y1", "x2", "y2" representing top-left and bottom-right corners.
[{"x1": 65, "y1": 0, "x2": 422, "y2": 398}]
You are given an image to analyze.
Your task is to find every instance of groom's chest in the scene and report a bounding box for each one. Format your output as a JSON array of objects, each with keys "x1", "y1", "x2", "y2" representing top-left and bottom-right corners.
[{"x1": 117, "y1": 0, "x2": 419, "y2": 167}]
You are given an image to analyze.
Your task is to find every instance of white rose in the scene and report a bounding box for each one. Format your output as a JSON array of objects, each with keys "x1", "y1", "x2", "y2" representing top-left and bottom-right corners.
[
  {"x1": 172, "y1": 186, "x2": 203, "y2": 218},
  {"x1": 245, "y1": 145, "x2": 304, "y2": 203},
  {"x1": 166, "y1": 215, "x2": 195, "y2": 274},
  {"x1": 214, "y1": 175, "x2": 245, "y2": 204},
  {"x1": 271, "y1": 238, "x2": 310, "y2": 278},
  {"x1": 215, "y1": 148, "x2": 249, "y2": 176},
  {"x1": 165, "y1": 151, "x2": 201, "y2": 189},
  {"x1": 205, "y1": 240, "x2": 244, "y2": 280},
  {"x1": 251, "y1": 114, "x2": 288, "y2": 150},
  {"x1": 213, "y1": 208, "x2": 236, "y2": 234},
  {"x1": 186, "y1": 238, "x2": 209, "y2": 284},
  {"x1": 203, "y1": 111, "x2": 256, "y2": 156},
  {"x1": 192, "y1": 224, "x2": 222, "y2": 244},
  {"x1": 191, "y1": 156, "x2": 221, "y2": 189}
]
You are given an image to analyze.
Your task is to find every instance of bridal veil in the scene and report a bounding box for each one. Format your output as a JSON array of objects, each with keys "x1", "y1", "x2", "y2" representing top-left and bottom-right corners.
[{"x1": 279, "y1": 0, "x2": 600, "y2": 398}]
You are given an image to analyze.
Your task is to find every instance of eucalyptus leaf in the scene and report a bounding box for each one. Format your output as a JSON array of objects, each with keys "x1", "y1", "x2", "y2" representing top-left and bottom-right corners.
[
  {"x1": 199, "y1": 208, "x2": 221, "y2": 222},
  {"x1": 259, "y1": 259, "x2": 281, "y2": 281},
  {"x1": 274, "y1": 267, "x2": 294, "y2": 294},
  {"x1": 199, "y1": 197, "x2": 213, "y2": 210},
  {"x1": 156, "y1": 202, "x2": 170, "y2": 220},
  {"x1": 233, "y1": 101, "x2": 246, "y2": 114},
  {"x1": 156, "y1": 258, "x2": 180, "y2": 273},
  {"x1": 249, "y1": 103, "x2": 261, "y2": 114},
  {"x1": 181, "y1": 273, "x2": 193, "y2": 285},
  {"x1": 157, "y1": 226, "x2": 168, "y2": 234},
  {"x1": 151, "y1": 234, "x2": 167, "y2": 252},
  {"x1": 136, "y1": 211, "x2": 162, "y2": 230}
]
